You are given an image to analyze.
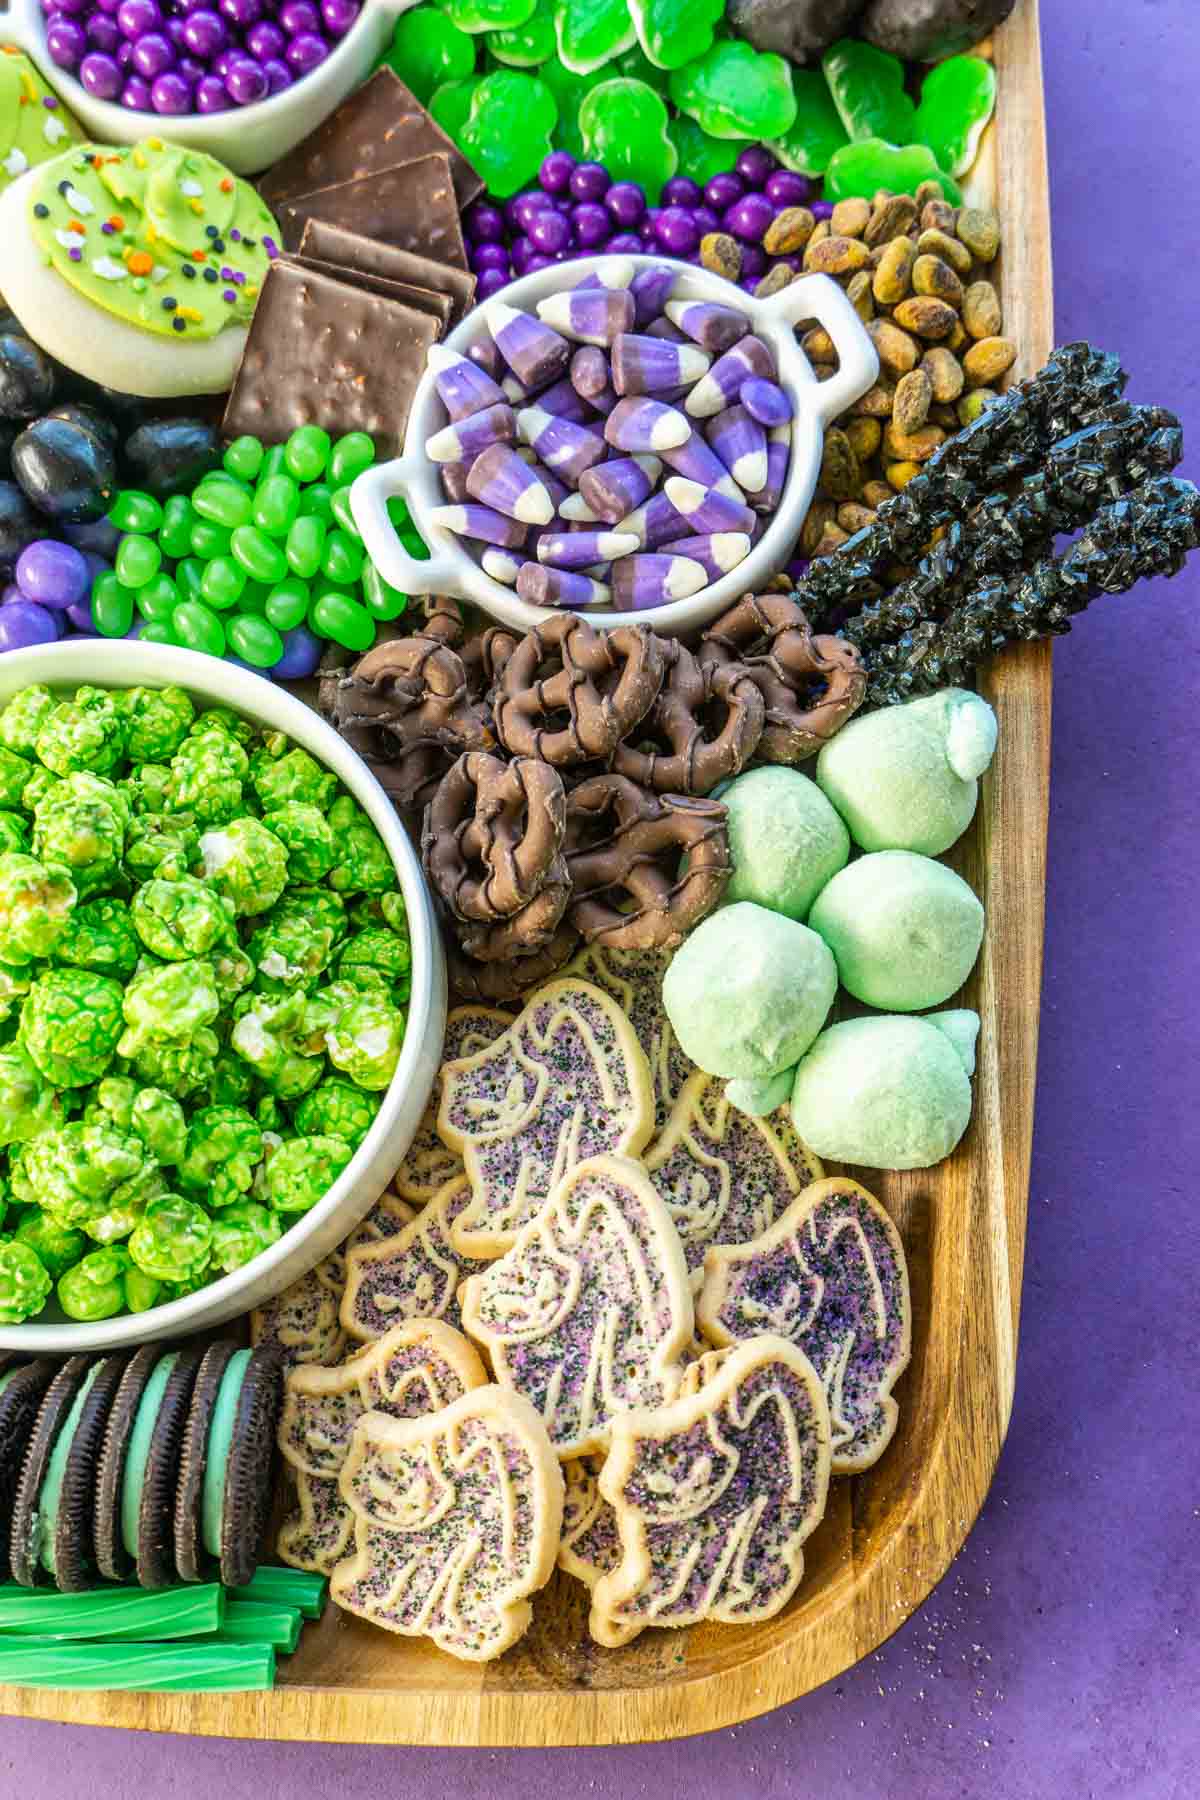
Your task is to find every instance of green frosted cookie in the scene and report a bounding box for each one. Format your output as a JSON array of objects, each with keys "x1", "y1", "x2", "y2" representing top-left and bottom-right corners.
[
  {"x1": 807, "y1": 850, "x2": 984, "y2": 1011},
  {"x1": 815, "y1": 688, "x2": 997, "y2": 856},
  {"x1": 721, "y1": 766, "x2": 850, "y2": 921},
  {"x1": 662, "y1": 901, "x2": 837, "y2": 1082},
  {"x1": 789, "y1": 1013, "x2": 976, "y2": 1171}
]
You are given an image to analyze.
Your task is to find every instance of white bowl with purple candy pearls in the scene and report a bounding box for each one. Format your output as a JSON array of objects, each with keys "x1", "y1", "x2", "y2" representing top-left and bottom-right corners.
[
  {"x1": 0, "y1": 0, "x2": 422, "y2": 175},
  {"x1": 351, "y1": 253, "x2": 879, "y2": 637}
]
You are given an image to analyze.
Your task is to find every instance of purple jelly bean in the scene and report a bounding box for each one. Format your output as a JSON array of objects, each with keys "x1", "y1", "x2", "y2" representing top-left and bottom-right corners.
[
  {"x1": 579, "y1": 455, "x2": 659, "y2": 525},
  {"x1": 663, "y1": 476, "x2": 757, "y2": 535},
  {"x1": 487, "y1": 299, "x2": 570, "y2": 388},
  {"x1": 706, "y1": 404, "x2": 769, "y2": 494},
  {"x1": 466, "y1": 443, "x2": 555, "y2": 526},
  {"x1": 536, "y1": 287, "x2": 634, "y2": 347},
  {"x1": 0, "y1": 599, "x2": 59, "y2": 650},
  {"x1": 611, "y1": 332, "x2": 710, "y2": 397},
  {"x1": 428, "y1": 345, "x2": 508, "y2": 422},
  {"x1": 66, "y1": 598, "x2": 95, "y2": 632},
  {"x1": 15, "y1": 539, "x2": 89, "y2": 609},
  {"x1": 741, "y1": 377, "x2": 793, "y2": 427},
  {"x1": 605, "y1": 397, "x2": 691, "y2": 454},
  {"x1": 658, "y1": 532, "x2": 751, "y2": 582},
  {"x1": 516, "y1": 564, "x2": 608, "y2": 610},
  {"x1": 273, "y1": 625, "x2": 322, "y2": 680},
  {"x1": 611, "y1": 553, "x2": 706, "y2": 610}
]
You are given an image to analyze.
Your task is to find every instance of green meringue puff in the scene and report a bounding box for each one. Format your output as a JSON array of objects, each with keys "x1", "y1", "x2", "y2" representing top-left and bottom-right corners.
[
  {"x1": 789, "y1": 1013, "x2": 977, "y2": 1171},
  {"x1": 807, "y1": 850, "x2": 984, "y2": 1012},
  {"x1": 720, "y1": 766, "x2": 850, "y2": 921}
]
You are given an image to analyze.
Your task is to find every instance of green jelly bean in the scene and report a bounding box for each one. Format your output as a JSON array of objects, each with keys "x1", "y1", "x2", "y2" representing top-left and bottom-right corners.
[
  {"x1": 139, "y1": 622, "x2": 176, "y2": 647},
  {"x1": 329, "y1": 433, "x2": 376, "y2": 487},
  {"x1": 159, "y1": 495, "x2": 196, "y2": 560},
  {"x1": 258, "y1": 445, "x2": 289, "y2": 485},
  {"x1": 136, "y1": 572, "x2": 179, "y2": 624},
  {"x1": 175, "y1": 557, "x2": 205, "y2": 603},
  {"x1": 362, "y1": 562, "x2": 409, "y2": 622},
  {"x1": 224, "y1": 435, "x2": 265, "y2": 482},
  {"x1": 285, "y1": 513, "x2": 325, "y2": 579},
  {"x1": 231, "y1": 524, "x2": 288, "y2": 585},
  {"x1": 321, "y1": 529, "x2": 364, "y2": 586},
  {"x1": 192, "y1": 478, "x2": 253, "y2": 529},
  {"x1": 265, "y1": 576, "x2": 311, "y2": 632},
  {"x1": 386, "y1": 495, "x2": 411, "y2": 529},
  {"x1": 108, "y1": 490, "x2": 163, "y2": 535},
  {"x1": 201, "y1": 555, "x2": 247, "y2": 611},
  {"x1": 93, "y1": 574, "x2": 134, "y2": 638},
  {"x1": 173, "y1": 600, "x2": 227, "y2": 658},
  {"x1": 385, "y1": 4, "x2": 476, "y2": 102},
  {"x1": 253, "y1": 473, "x2": 301, "y2": 537},
  {"x1": 329, "y1": 486, "x2": 361, "y2": 539},
  {"x1": 311, "y1": 589, "x2": 375, "y2": 652},
  {"x1": 189, "y1": 518, "x2": 232, "y2": 560},
  {"x1": 237, "y1": 580, "x2": 270, "y2": 618},
  {"x1": 399, "y1": 528, "x2": 430, "y2": 561},
  {"x1": 285, "y1": 426, "x2": 331, "y2": 483},
  {"x1": 115, "y1": 534, "x2": 162, "y2": 590},
  {"x1": 228, "y1": 614, "x2": 285, "y2": 669},
  {"x1": 300, "y1": 482, "x2": 334, "y2": 521}
]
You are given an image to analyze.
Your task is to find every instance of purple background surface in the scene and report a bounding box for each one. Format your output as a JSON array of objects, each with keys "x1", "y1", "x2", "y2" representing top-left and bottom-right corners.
[{"x1": 3, "y1": 3, "x2": 1198, "y2": 1795}]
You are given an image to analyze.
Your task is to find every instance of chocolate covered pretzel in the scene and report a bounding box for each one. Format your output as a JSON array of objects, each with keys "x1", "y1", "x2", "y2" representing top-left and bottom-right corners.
[
  {"x1": 424, "y1": 751, "x2": 567, "y2": 922},
  {"x1": 613, "y1": 639, "x2": 765, "y2": 795},
  {"x1": 699, "y1": 592, "x2": 866, "y2": 762},
  {"x1": 446, "y1": 921, "x2": 581, "y2": 1003},
  {"x1": 493, "y1": 614, "x2": 665, "y2": 767},
  {"x1": 564, "y1": 773, "x2": 730, "y2": 952}
]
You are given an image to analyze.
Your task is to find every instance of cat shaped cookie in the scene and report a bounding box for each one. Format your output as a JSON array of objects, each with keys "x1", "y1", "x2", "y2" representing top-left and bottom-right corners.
[
  {"x1": 251, "y1": 1191, "x2": 415, "y2": 1369},
  {"x1": 563, "y1": 942, "x2": 694, "y2": 1135},
  {"x1": 340, "y1": 1175, "x2": 488, "y2": 1341},
  {"x1": 558, "y1": 1454, "x2": 621, "y2": 1592},
  {"x1": 392, "y1": 1004, "x2": 513, "y2": 1204}
]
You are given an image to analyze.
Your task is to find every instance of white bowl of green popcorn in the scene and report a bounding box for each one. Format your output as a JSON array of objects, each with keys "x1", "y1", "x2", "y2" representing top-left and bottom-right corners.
[{"x1": 0, "y1": 641, "x2": 446, "y2": 1354}]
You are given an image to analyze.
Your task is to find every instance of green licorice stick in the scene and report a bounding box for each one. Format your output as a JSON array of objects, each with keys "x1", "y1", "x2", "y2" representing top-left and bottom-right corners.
[
  {"x1": 213, "y1": 1601, "x2": 302, "y2": 1653},
  {"x1": 0, "y1": 1584, "x2": 224, "y2": 1642},
  {"x1": 230, "y1": 1566, "x2": 327, "y2": 1619},
  {"x1": 0, "y1": 1640, "x2": 274, "y2": 1691}
]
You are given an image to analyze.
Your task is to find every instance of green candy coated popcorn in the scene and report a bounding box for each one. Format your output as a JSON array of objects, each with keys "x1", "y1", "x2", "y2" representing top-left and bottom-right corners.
[
  {"x1": 459, "y1": 70, "x2": 557, "y2": 198},
  {"x1": 380, "y1": 890, "x2": 409, "y2": 935},
  {"x1": 20, "y1": 766, "x2": 59, "y2": 814},
  {"x1": 823, "y1": 137, "x2": 961, "y2": 204},
  {"x1": 123, "y1": 1028, "x2": 221, "y2": 1100},
  {"x1": 168, "y1": 727, "x2": 249, "y2": 825},
  {"x1": 383, "y1": 4, "x2": 476, "y2": 102},
  {"x1": 579, "y1": 78, "x2": 677, "y2": 203},
  {"x1": 123, "y1": 1266, "x2": 162, "y2": 1312},
  {"x1": 261, "y1": 1135, "x2": 353, "y2": 1214},
  {"x1": 325, "y1": 989, "x2": 406, "y2": 1090},
  {"x1": 199, "y1": 817, "x2": 289, "y2": 916},
  {"x1": 822, "y1": 38, "x2": 915, "y2": 146},
  {"x1": 118, "y1": 686, "x2": 195, "y2": 764},
  {"x1": 21, "y1": 969, "x2": 124, "y2": 1087},
  {"x1": 120, "y1": 761, "x2": 172, "y2": 815},
  {"x1": 229, "y1": 991, "x2": 324, "y2": 1100},
  {"x1": 294, "y1": 1079, "x2": 379, "y2": 1149},
  {"x1": 440, "y1": 0, "x2": 534, "y2": 32},
  {"x1": 246, "y1": 896, "x2": 340, "y2": 993},
  {"x1": 206, "y1": 1050, "x2": 255, "y2": 1110},
  {"x1": 913, "y1": 55, "x2": 996, "y2": 178},
  {"x1": 131, "y1": 875, "x2": 233, "y2": 960},
  {"x1": 35, "y1": 687, "x2": 127, "y2": 778},
  {"x1": 326, "y1": 796, "x2": 393, "y2": 897},
  {"x1": 132, "y1": 1086, "x2": 188, "y2": 1165},
  {"x1": 118, "y1": 959, "x2": 221, "y2": 1060},
  {"x1": 669, "y1": 41, "x2": 797, "y2": 142},
  {"x1": 125, "y1": 811, "x2": 200, "y2": 883},
  {"x1": 86, "y1": 1160, "x2": 164, "y2": 1245},
  {"x1": 32, "y1": 772, "x2": 129, "y2": 899},
  {"x1": 0, "y1": 1045, "x2": 60, "y2": 1147},
  {"x1": 486, "y1": 0, "x2": 555, "y2": 66},
  {"x1": 769, "y1": 68, "x2": 850, "y2": 176},
  {"x1": 0, "y1": 686, "x2": 54, "y2": 758},
  {"x1": 262, "y1": 803, "x2": 336, "y2": 884},
  {"x1": 0, "y1": 1240, "x2": 52, "y2": 1323},
  {"x1": 248, "y1": 735, "x2": 337, "y2": 813},
  {"x1": 0, "y1": 852, "x2": 76, "y2": 966},
  {"x1": 554, "y1": 0, "x2": 635, "y2": 76},
  {"x1": 129, "y1": 1193, "x2": 212, "y2": 1282},
  {"x1": 13, "y1": 1209, "x2": 86, "y2": 1282},
  {"x1": 0, "y1": 811, "x2": 29, "y2": 854},
  {"x1": 194, "y1": 706, "x2": 255, "y2": 747},
  {"x1": 536, "y1": 55, "x2": 603, "y2": 158},
  {"x1": 429, "y1": 76, "x2": 481, "y2": 141},
  {"x1": 0, "y1": 746, "x2": 31, "y2": 809},
  {"x1": 337, "y1": 926, "x2": 412, "y2": 997},
  {"x1": 628, "y1": 0, "x2": 724, "y2": 71},
  {"x1": 178, "y1": 1104, "x2": 264, "y2": 1208},
  {"x1": 667, "y1": 116, "x2": 745, "y2": 186},
  {"x1": 211, "y1": 1201, "x2": 281, "y2": 1274},
  {"x1": 58, "y1": 1246, "x2": 130, "y2": 1321},
  {"x1": 0, "y1": 968, "x2": 31, "y2": 1030},
  {"x1": 52, "y1": 897, "x2": 141, "y2": 978},
  {"x1": 12, "y1": 1122, "x2": 143, "y2": 1227}
]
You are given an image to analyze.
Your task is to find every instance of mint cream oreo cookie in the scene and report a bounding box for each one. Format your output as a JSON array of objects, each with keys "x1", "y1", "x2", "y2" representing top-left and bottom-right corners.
[
  {"x1": 0, "y1": 1358, "x2": 61, "y2": 1583},
  {"x1": 9, "y1": 1355, "x2": 93, "y2": 1587}
]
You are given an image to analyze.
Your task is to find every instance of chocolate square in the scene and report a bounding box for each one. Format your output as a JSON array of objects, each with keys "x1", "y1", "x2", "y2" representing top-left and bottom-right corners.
[
  {"x1": 222, "y1": 260, "x2": 438, "y2": 460},
  {"x1": 298, "y1": 218, "x2": 476, "y2": 326},
  {"x1": 290, "y1": 255, "x2": 452, "y2": 330},
  {"x1": 276, "y1": 153, "x2": 467, "y2": 272},
  {"x1": 258, "y1": 67, "x2": 484, "y2": 211}
]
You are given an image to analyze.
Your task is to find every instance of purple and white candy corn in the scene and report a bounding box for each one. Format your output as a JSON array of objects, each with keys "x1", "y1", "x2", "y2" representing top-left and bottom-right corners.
[
  {"x1": 573, "y1": 258, "x2": 634, "y2": 292},
  {"x1": 570, "y1": 346, "x2": 611, "y2": 401},
  {"x1": 537, "y1": 377, "x2": 592, "y2": 422},
  {"x1": 686, "y1": 336, "x2": 776, "y2": 418},
  {"x1": 428, "y1": 345, "x2": 507, "y2": 421},
  {"x1": 662, "y1": 476, "x2": 757, "y2": 535},
  {"x1": 559, "y1": 492, "x2": 600, "y2": 522},
  {"x1": 537, "y1": 530, "x2": 639, "y2": 570},
  {"x1": 579, "y1": 454, "x2": 660, "y2": 524},
  {"x1": 664, "y1": 299, "x2": 749, "y2": 356},
  {"x1": 706, "y1": 404, "x2": 768, "y2": 494},
  {"x1": 611, "y1": 333, "x2": 710, "y2": 397},
  {"x1": 753, "y1": 423, "x2": 791, "y2": 514},
  {"x1": 431, "y1": 504, "x2": 526, "y2": 548},
  {"x1": 645, "y1": 316, "x2": 688, "y2": 344},
  {"x1": 517, "y1": 564, "x2": 610, "y2": 609},
  {"x1": 605, "y1": 397, "x2": 691, "y2": 453},
  {"x1": 440, "y1": 460, "x2": 471, "y2": 503},
  {"x1": 465, "y1": 443, "x2": 555, "y2": 525},
  {"x1": 426, "y1": 402, "x2": 515, "y2": 464},
  {"x1": 741, "y1": 377, "x2": 793, "y2": 427},
  {"x1": 486, "y1": 299, "x2": 571, "y2": 388},
  {"x1": 501, "y1": 373, "x2": 533, "y2": 405},
  {"x1": 537, "y1": 288, "x2": 635, "y2": 347},
  {"x1": 481, "y1": 547, "x2": 523, "y2": 585},
  {"x1": 611, "y1": 553, "x2": 707, "y2": 609},
  {"x1": 616, "y1": 486, "x2": 690, "y2": 551},
  {"x1": 630, "y1": 265, "x2": 676, "y2": 327},
  {"x1": 661, "y1": 432, "x2": 739, "y2": 493},
  {"x1": 516, "y1": 406, "x2": 608, "y2": 484},
  {"x1": 467, "y1": 337, "x2": 503, "y2": 381},
  {"x1": 658, "y1": 533, "x2": 752, "y2": 582},
  {"x1": 524, "y1": 459, "x2": 571, "y2": 512}
]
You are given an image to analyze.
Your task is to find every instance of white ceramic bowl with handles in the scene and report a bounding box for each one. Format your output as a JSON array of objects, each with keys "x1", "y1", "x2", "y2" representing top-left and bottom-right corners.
[
  {"x1": 0, "y1": 641, "x2": 446, "y2": 1354},
  {"x1": 0, "y1": 0, "x2": 421, "y2": 175},
  {"x1": 351, "y1": 254, "x2": 879, "y2": 637}
]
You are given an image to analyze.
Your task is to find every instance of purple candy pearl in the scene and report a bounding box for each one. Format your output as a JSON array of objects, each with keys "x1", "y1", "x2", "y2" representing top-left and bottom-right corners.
[
  {"x1": 121, "y1": 73, "x2": 153, "y2": 107},
  {"x1": 79, "y1": 50, "x2": 122, "y2": 95},
  {"x1": 115, "y1": 37, "x2": 134, "y2": 64},
  {"x1": 693, "y1": 205, "x2": 720, "y2": 237},
  {"x1": 539, "y1": 149, "x2": 575, "y2": 193},
  {"x1": 178, "y1": 52, "x2": 205, "y2": 80},
  {"x1": 53, "y1": 0, "x2": 89, "y2": 14},
  {"x1": 475, "y1": 268, "x2": 509, "y2": 301},
  {"x1": 285, "y1": 30, "x2": 327, "y2": 72},
  {"x1": 116, "y1": 0, "x2": 159, "y2": 35},
  {"x1": 661, "y1": 175, "x2": 701, "y2": 208},
  {"x1": 510, "y1": 233, "x2": 535, "y2": 273},
  {"x1": 131, "y1": 31, "x2": 173, "y2": 78},
  {"x1": 152, "y1": 69, "x2": 192, "y2": 110},
  {"x1": 740, "y1": 245, "x2": 766, "y2": 281},
  {"x1": 530, "y1": 207, "x2": 573, "y2": 253},
  {"x1": 245, "y1": 17, "x2": 282, "y2": 55},
  {"x1": 163, "y1": 15, "x2": 185, "y2": 44},
  {"x1": 94, "y1": 0, "x2": 121, "y2": 14},
  {"x1": 569, "y1": 161, "x2": 610, "y2": 202},
  {"x1": 0, "y1": 600, "x2": 59, "y2": 652},
  {"x1": 466, "y1": 201, "x2": 504, "y2": 243},
  {"x1": 262, "y1": 56, "x2": 291, "y2": 91},
  {"x1": 321, "y1": 0, "x2": 357, "y2": 33},
  {"x1": 654, "y1": 206, "x2": 699, "y2": 256},
  {"x1": 511, "y1": 189, "x2": 552, "y2": 233},
  {"x1": 525, "y1": 253, "x2": 554, "y2": 273},
  {"x1": 85, "y1": 13, "x2": 121, "y2": 52},
  {"x1": 212, "y1": 44, "x2": 238, "y2": 75},
  {"x1": 226, "y1": 55, "x2": 268, "y2": 102},
  {"x1": 725, "y1": 193, "x2": 774, "y2": 242},
  {"x1": 765, "y1": 169, "x2": 812, "y2": 208},
  {"x1": 605, "y1": 180, "x2": 645, "y2": 227},
  {"x1": 736, "y1": 146, "x2": 777, "y2": 188},
  {"x1": 810, "y1": 198, "x2": 835, "y2": 221},
  {"x1": 277, "y1": 0, "x2": 316, "y2": 30},
  {"x1": 607, "y1": 231, "x2": 643, "y2": 254},
  {"x1": 472, "y1": 241, "x2": 509, "y2": 274},
  {"x1": 46, "y1": 13, "x2": 88, "y2": 64},
  {"x1": 570, "y1": 202, "x2": 609, "y2": 249},
  {"x1": 195, "y1": 69, "x2": 230, "y2": 108},
  {"x1": 705, "y1": 171, "x2": 744, "y2": 211},
  {"x1": 181, "y1": 7, "x2": 225, "y2": 53},
  {"x1": 15, "y1": 539, "x2": 89, "y2": 609}
]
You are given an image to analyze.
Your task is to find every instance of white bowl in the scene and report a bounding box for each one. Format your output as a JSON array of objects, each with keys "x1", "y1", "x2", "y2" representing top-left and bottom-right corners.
[
  {"x1": 0, "y1": 0, "x2": 421, "y2": 176},
  {"x1": 0, "y1": 641, "x2": 446, "y2": 1354},
  {"x1": 351, "y1": 254, "x2": 879, "y2": 637}
]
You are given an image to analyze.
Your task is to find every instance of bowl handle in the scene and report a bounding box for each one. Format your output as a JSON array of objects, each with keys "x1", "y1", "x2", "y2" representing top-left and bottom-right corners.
[
  {"x1": 756, "y1": 272, "x2": 881, "y2": 427},
  {"x1": 351, "y1": 457, "x2": 472, "y2": 603},
  {"x1": 0, "y1": 0, "x2": 43, "y2": 54}
]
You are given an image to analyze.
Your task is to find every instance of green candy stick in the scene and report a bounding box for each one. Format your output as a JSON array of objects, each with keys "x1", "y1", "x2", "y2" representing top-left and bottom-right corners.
[
  {"x1": 0, "y1": 1639, "x2": 274, "y2": 1691},
  {"x1": 213, "y1": 1600, "x2": 302, "y2": 1653},
  {"x1": 0, "y1": 1583, "x2": 224, "y2": 1641},
  {"x1": 230, "y1": 1566, "x2": 328, "y2": 1619}
]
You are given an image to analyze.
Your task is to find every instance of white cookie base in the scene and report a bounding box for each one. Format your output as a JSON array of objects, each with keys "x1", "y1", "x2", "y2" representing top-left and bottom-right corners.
[{"x1": 0, "y1": 173, "x2": 246, "y2": 398}]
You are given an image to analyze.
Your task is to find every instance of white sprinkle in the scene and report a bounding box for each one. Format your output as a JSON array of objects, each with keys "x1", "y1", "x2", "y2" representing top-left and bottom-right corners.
[
  {"x1": 54, "y1": 228, "x2": 78, "y2": 250},
  {"x1": 91, "y1": 256, "x2": 127, "y2": 281},
  {"x1": 179, "y1": 179, "x2": 204, "y2": 196},
  {"x1": 64, "y1": 184, "x2": 93, "y2": 215},
  {"x1": 43, "y1": 116, "x2": 67, "y2": 144},
  {"x1": 3, "y1": 148, "x2": 28, "y2": 178}
]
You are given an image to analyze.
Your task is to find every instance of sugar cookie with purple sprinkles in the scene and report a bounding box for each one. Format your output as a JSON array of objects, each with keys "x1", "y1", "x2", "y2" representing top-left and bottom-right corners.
[
  {"x1": 391, "y1": 1005, "x2": 514, "y2": 1206},
  {"x1": 339, "y1": 1175, "x2": 490, "y2": 1340}
]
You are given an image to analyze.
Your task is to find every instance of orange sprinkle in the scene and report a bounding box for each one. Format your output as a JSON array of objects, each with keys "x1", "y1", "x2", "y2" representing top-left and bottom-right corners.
[
  {"x1": 219, "y1": 178, "x2": 233, "y2": 193},
  {"x1": 191, "y1": 249, "x2": 207, "y2": 262},
  {"x1": 107, "y1": 214, "x2": 125, "y2": 232},
  {"x1": 67, "y1": 219, "x2": 86, "y2": 235},
  {"x1": 188, "y1": 199, "x2": 204, "y2": 214},
  {"x1": 126, "y1": 250, "x2": 153, "y2": 276}
]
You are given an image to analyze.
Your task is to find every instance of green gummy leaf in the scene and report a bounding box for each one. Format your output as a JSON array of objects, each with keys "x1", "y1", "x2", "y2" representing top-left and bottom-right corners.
[
  {"x1": 914, "y1": 55, "x2": 996, "y2": 177},
  {"x1": 437, "y1": 0, "x2": 536, "y2": 34},
  {"x1": 485, "y1": 0, "x2": 556, "y2": 64},
  {"x1": 579, "y1": 76, "x2": 678, "y2": 204},
  {"x1": 667, "y1": 115, "x2": 746, "y2": 186},
  {"x1": 554, "y1": 0, "x2": 637, "y2": 76},
  {"x1": 538, "y1": 53, "x2": 605, "y2": 158},
  {"x1": 822, "y1": 38, "x2": 916, "y2": 145},
  {"x1": 611, "y1": 40, "x2": 670, "y2": 93},
  {"x1": 459, "y1": 68, "x2": 557, "y2": 196},
  {"x1": 668, "y1": 40, "x2": 797, "y2": 142},
  {"x1": 769, "y1": 68, "x2": 849, "y2": 176},
  {"x1": 823, "y1": 137, "x2": 963, "y2": 205},
  {"x1": 382, "y1": 5, "x2": 476, "y2": 103},
  {"x1": 428, "y1": 75, "x2": 482, "y2": 139},
  {"x1": 628, "y1": 0, "x2": 725, "y2": 72}
]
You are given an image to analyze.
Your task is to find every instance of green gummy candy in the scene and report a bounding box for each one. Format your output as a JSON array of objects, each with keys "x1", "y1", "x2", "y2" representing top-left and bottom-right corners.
[
  {"x1": 383, "y1": 4, "x2": 476, "y2": 101},
  {"x1": 914, "y1": 55, "x2": 996, "y2": 177},
  {"x1": 537, "y1": 55, "x2": 603, "y2": 158},
  {"x1": 611, "y1": 41, "x2": 669, "y2": 93},
  {"x1": 580, "y1": 77, "x2": 677, "y2": 204},
  {"x1": 822, "y1": 37, "x2": 916, "y2": 146},
  {"x1": 668, "y1": 41, "x2": 797, "y2": 143},
  {"x1": 485, "y1": 0, "x2": 555, "y2": 66},
  {"x1": 628, "y1": 0, "x2": 723, "y2": 71},
  {"x1": 429, "y1": 76, "x2": 481, "y2": 141},
  {"x1": 769, "y1": 68, "x2": 849, "y2": 176},
  {"x1": 823, "y1": 137, "x2": 961, "y2": 205},
  {"x1": 554, "y1": 0, "x2": 635, "y2": 77},
  {"x1": 459, "y1": 69, "x2": 557, "y2": 198},
  {"x1": 667, "y1": 115, "x2": 745, "y2": 185},
  {"x1": 440, "y1": 0, "x2": 534, "y2": 33}
]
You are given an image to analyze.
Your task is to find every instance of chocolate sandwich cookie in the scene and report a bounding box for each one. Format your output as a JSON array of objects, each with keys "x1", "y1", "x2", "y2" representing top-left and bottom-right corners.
[
  {"x1": 174, "y1": 1338, "x2": 240, "y2": 1584},
  {"x1": 195, "y1": 1345, "x2": 283, "y2": 1587},
  {"x1": 53, "y1": 1353, "x2": 131, "y2": 1592},
  {"x1": 0, "y1": 1359, "x2": 59, "y2": 1584},
  {"x1": 136, "y1": 1344, "x2": 207, "y2": 1589},
  {"x1": 94, "y1": 1343, "x2": 164, "y2": 1582},
  {"x1": 9, "y1": 1356, "x2": 94, "y2": 1588}
]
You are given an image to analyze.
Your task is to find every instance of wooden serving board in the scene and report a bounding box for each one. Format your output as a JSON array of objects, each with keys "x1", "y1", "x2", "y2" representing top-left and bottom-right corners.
[{"x1": 0, "y1": 0, "x2": 1053, "y2": 1745}]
